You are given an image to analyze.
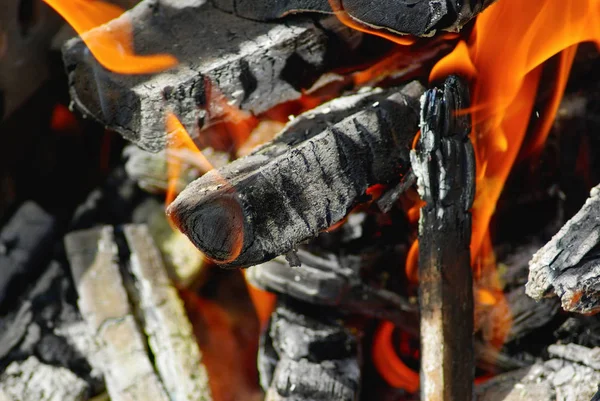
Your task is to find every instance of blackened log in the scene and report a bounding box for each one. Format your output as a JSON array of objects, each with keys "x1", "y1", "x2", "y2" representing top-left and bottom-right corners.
[
  {"x1": 0, "y1": 201, "x2": 57, "y2": 309},
  {"x1": 168, "y1": 82, "x2": 423, "y2": 268},
  {"x1": 247, "y1": 249, "x2": 417, "y2": 329},
  {"x1": 62, "y1": 0, "x2": 362, "y2": 152},
  {"x1": 410, "y1": 75, "x2": 475, "y2": 401},
  {"x1": 526, "y1": 184, "x2": 600, "y2": 314},
  {"x1": 259, "y1": 300, "x2": 360, "y2": 401},
  {"x1": 213, "y1": 0, "x2": 497, "y2": 37}
]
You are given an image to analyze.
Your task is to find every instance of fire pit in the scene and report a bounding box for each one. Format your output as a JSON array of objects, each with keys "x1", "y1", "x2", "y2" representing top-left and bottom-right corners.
[{"x1": 1, "y1": 0, "x2": 600, "y2": 400}]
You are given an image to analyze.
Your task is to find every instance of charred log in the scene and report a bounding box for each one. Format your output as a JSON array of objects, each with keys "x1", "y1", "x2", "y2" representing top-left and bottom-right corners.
[
  {"x1": 258, "y1": 299, "x2": 360, "y2": 401},
  {"x1": 62, "y1": 0, "x2": 362, "y2": 152},
  {"x1": 527, "y1": 183, "x2": 600, "y2": 314},
  {"x1": 410, "y1": 75, "x2": 475, "y2": 400},
  {"x1": 213, "y1": 0, "x2": 497, "y2": 37},
  {"x1": 0, "y1": 202, "x2": 58, "y2": 310},
  {"x1": 167, "y1": 83, "x2": 423, "y2": 268}
]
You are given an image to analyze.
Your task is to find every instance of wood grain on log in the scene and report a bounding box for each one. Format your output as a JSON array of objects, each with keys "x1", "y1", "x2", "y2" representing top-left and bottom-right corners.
[
  {"x1": 65, "y1": 225, "x2": 212, "y2": 401},
  {"x1": 213, "y1": 0, "x2": 497, "y2": 37},
  {"x1": 410, "y1": 75, "x2": 475, "y2": 401},
  {"x1": 62, "y1": 0, "x2": 361, "y2": 152},
  {"x1": 167, "y1": 82, "x2": 424, "y2": 268},
  {"x1": 526, "y1": 184, "x2": 600, "y2": 314}
]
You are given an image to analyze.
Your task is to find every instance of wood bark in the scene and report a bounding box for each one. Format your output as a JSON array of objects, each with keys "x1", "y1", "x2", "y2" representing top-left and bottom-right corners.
[
  {"x1": 410, "y1": 75, "x2": 475, "y2": 401},
  {"x1": 527, "y1": 183, "x2": 600, "y2": 314},
  {"x1": 167, "y1": 82, "x2": 424, "y2": 268},
  {"x1": 62, "y1": 0, "x2": 362, "y2": 152}
]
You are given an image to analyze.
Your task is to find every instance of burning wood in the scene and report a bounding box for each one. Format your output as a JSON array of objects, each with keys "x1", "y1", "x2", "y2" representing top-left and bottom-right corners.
[
  {"x1": 259, "y1": 299, "x2": 360, "y2": 401},
  {"x1": 61, "y1": 0, "x2": 362, "y2": 152},
  {"x1": 214, "y1": 0, "x2": 497, "y2": 37},
  {"x1": 411, "y1": 75, "x2": 475, "y2": 400},
  {"x1": 64, "y1": 225, "x2": 211, "y2": 401},
  {"x1": 167, "y1": 83, "x2": 423, "y2": 267},
  {"x1": 527, "y1": 183, "x2": 600, "y2": 314}
]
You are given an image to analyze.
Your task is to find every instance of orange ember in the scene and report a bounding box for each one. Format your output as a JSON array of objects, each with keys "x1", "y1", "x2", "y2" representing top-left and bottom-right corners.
[{"x1": 43, "y1": 0, "x2": 177, "y2": 74}]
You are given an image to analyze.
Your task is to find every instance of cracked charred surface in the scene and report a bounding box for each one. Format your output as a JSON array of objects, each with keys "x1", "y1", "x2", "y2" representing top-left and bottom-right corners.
[
  {"x1": 410, "y1": 75, "x2": 475, "y2": 401},
  {"x1": 167, "y1": 82, "x2": 424, "y2": 268},
  {"x1": 527, "y1": 184, "x2": 600, "y2": 314},
  {"x1": 212, "y1": 0, "x2": 497, "y2": 37},
  {"x1": 62, "y1": 0, "x2": 361, "y2": 152}
]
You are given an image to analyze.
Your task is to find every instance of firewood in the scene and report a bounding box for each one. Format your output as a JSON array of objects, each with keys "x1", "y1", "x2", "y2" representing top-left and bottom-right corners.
[
  {"x1": 0, "y1": 202, "x2": 58, "y2": 310},
  {"x1": 410, "y1": 75, "x2": 475, "y2": 401},
  {"x1": 259, "y1": 299, "x2": 360, "y2": 401},
  {"x1": 526, "y1": 183, "x2": 600, "y2": 314},
  {"x1": 213, "y1": 0, "x2": 497, "y2": 37},
  {"x1": 62, "y1": 0, "x2": 362, "y2": 152},
  {"x1": 167, "y1": 82, "x2": 424, "y2": 268},
  {"x1": 64, "y1": 225, "x2": 212, "y2": 401},
  {"x1": 247, "y1": 248, "x2": 417, "y2": 330}
]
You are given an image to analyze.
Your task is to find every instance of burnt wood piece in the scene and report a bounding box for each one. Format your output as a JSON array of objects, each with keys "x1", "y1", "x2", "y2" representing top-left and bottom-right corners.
[
  {"x1": 213, "y1": 0, "x2": 497, "y2": 37},
  {"x1": 62, "y1": 0, "x2": 362, "y2": 152},
  {"x1": 410, "y1": 75, "x2": 475, "y2": 401},
  {"x1": 64, "y1": 225, "x2": 212, "y2": 401},
  {"x1": 259, "y1": 299, "x2": 359, "y2": 401},
  {"x1": 247, "y1": 249, "x2": 417, "y2": 329},
  {"x1": 527, "y1": 184, "x2": 600, "y2": 314},
  {"x1": 168, "y1": 83, "x2": 424, "y2": 268},
  {"x1": 0, "y1": 201, "x2": 58, "y2": 309}
]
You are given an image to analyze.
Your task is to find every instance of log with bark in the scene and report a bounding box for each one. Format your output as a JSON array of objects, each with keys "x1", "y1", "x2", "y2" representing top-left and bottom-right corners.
[
  {"x1": 526, "y1": 183, "x2": 600, "y2": 314},
  {"x1": 167, "y1": 82, "x2": 423, "y2": 268},
  {"x1": 62, "y1": 0, "x2": 363, "y2": 152}
]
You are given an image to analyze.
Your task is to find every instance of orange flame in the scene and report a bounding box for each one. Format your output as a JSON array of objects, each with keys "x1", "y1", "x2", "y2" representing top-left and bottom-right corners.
[
  {"x1": 43, "y1": 0, "x2": 177, "y2": 74},
  {"x1": 431, "y1": 0, "x2": 600, "y2": 264}
]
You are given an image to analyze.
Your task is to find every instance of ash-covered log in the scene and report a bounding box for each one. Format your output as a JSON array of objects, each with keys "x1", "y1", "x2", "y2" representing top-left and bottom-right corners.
[
  {"x1": 167, "y1": 82, "x2": 423, "y2": 268},
  {"x1": 527, "y1": 183, "x2": 600, "y2": 314},
  {"x1": 213, "y1": 0, "x2": 497, "y2": 37},
  {"x1": 410, "y1": 75, "x2": 475, "y2": 400},
  {"x1": 258, "y1": 299, "x2": 360, "y2": 401},
  {"x1": 62, "y1": 0, "x2": 362, "y2": 152},
  {"x1": 64, "y1": 225, "x2": 211, "y2": 401}
]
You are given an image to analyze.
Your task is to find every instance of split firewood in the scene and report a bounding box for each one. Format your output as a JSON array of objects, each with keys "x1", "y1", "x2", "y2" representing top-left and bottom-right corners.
[
  {"x1": 259, "y1": 299, "x2": 360, "y2": 401},
  {"x1": 527, "y1": 183, "x2": 600, "y2": 314},
  {"x1": 62, "y1": 0, "x2": 362, "y2": 152},
  {"x1": 0, "y1": 201, "x2": 58, "y2": 309},
  {"x1": 213, "y1": 0, "x2": 497, "y2": 37},
  {"x1": 410, "y1": 75, "x2": 475, "y2": 401},
  {"x1": 247, "y1": 248, "x2": 417, "y2": 330},
  {"x1": 168, "y1": 82, "x2": 424, "y2": 268},
  {"x1": 64, "y1": 225, "x2": 212, "y2": 401}
]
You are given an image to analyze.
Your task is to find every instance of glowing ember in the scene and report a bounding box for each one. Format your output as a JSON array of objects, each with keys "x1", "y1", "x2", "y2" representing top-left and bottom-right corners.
[{"x1": 43, "y1": 0, "x2": 177, "y2": 74}]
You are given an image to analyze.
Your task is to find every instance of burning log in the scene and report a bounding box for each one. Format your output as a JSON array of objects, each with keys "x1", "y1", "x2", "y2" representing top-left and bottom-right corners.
[
  {"x1": 167, "y1": 82, "x2": 424, "y2": 268},
  {"x1": 0, "y1": 201, "x2": 58, "y2": 309},
  {"x1": 64, "y1": 225, "x2": 211, "y2": 401},
  {"x1": 213, "y1": 0, "x2": 496, "y2": 37},
  {"x1": 258, "y1": 299, "x2": 360, "y2": 401},
  {"x1": 247, "y1": 248, "x2": 417, "y2": 330},
  {"x1": 410, "y1": 75, "x2": 475, "y2": 400},
  {"x1": 62, "y1": 0, "x2": 362, "y2": 152},
  {"x1": 526, "y1": 183, "x2": 600, "y2": 314}
]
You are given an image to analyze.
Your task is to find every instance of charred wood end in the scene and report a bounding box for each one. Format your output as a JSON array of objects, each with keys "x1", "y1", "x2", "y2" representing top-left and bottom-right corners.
[{"x1": 411, "y1": 75, "x2": 475, "y2": 401}]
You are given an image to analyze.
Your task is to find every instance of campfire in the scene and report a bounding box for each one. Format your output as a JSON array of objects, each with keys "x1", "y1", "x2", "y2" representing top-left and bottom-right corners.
[{"x1": 1, "y1": 0, "x2": 600, "y2": 400}]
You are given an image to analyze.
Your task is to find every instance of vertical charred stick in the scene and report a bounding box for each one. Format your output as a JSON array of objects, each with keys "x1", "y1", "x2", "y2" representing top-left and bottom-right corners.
[
  {"x1": 168, "y1": 83, "x2": 424, "y2": 268},
  {"x1": 410, "y1": 76, "x2": 475, "y2": 401}
]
